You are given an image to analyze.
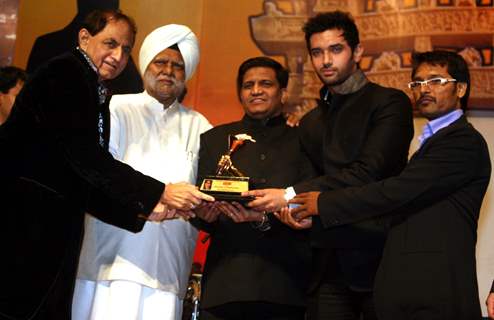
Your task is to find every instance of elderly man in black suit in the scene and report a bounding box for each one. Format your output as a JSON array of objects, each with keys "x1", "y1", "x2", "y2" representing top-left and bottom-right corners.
[
  {"x1": 284, "y1": 51, "x2": 491, "y2": 320},
  {"x1": 27, "y1": 0, "x2": 143, "y2": 94},
  {"x1": 0, "y1": 9, "x2": 211, "y2": 320}
]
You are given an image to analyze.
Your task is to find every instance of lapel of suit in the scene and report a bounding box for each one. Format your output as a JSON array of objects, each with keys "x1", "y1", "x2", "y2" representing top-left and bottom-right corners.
[
  {"x1": 321, "y1": 83, "x2": 370, "y2": 144},
  {"x1": 410, "y1": 115, "x2": 469, "y2": 161}
]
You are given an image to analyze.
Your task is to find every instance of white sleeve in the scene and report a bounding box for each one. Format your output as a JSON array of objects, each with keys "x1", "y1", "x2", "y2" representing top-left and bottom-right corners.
[{"x1": 109, "y1": 103, "x2": 122, "y2": 160}]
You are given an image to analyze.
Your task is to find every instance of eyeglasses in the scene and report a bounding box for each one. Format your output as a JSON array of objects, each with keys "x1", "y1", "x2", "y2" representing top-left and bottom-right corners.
[{"x1": 407, "y1": 77, "x2": 457, "y2": 90}]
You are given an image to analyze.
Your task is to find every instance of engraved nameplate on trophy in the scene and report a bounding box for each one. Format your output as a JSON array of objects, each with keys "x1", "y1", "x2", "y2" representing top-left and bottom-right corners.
[{"x1": 199, "y1": 134, "x2": 256, "y2": 203}]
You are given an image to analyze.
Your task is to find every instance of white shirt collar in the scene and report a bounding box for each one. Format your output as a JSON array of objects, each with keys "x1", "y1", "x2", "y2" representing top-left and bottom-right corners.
[{"x1": 142, "y1": 91, "x2": 180, "y2": 118}]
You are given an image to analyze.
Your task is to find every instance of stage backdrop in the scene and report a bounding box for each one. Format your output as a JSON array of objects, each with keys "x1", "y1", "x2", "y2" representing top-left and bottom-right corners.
[
  {"x1": 0, "y1": 0, "x2": 19, "y2": 66},
  {"x1": 9, "y1": 0, "x2": 494, "y2": 316}
]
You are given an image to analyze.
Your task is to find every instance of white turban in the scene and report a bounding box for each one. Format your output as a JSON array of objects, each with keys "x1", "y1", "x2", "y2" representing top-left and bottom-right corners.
[{"x1": 139, "y1": 24, "x2": 200, "y2": 81}]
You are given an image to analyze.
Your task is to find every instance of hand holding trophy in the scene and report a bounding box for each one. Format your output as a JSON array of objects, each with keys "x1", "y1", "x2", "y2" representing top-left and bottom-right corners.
[{"x1": 199, "y1": 134, "x2": 256, "y2": 203}]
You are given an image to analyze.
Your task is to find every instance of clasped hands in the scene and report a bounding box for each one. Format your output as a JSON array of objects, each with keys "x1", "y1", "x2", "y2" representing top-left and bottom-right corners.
[
  {"x1": 191, "y1": 188, "x2": 321, "y2": 229},
  {"x1": 146, "y1": 182, "x2": 267, "y2": 223},
  {"x1": 240, "y1": 188, "x2": 321, "y2": 230},
  {"x1": 193, "y1": 201, "x2": 265, "y2": 223},
  {"x1": 147, "y1": 182, "x2": 214, "y2": 221},
  {"x1": 147, "y1": 183, "x2": 322, "y2": 228}
]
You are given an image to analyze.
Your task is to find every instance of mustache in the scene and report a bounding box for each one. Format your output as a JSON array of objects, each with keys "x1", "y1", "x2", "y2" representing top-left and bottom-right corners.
[
  {"x1": 156, "y1": 75, "x2": 178, "y2": 83},
  {"x1": 154, "y1": 75, "x2": 185, "y2": 92},
  {"x1": 417, "y1": 94, "x2": 436, "y2": 104}
]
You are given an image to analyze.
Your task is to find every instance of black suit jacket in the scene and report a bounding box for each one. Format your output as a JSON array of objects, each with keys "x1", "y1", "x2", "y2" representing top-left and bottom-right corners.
[
  {"x1": 294, "y1": 82, "x2": 414, "y2": 289},
  {"x1": 196, "y1": 115, "x2": 315, "y2": 309},
  {"x1": 318, "y1": 116, "x2": 491, "y2": 319},
  {"x1": 0, "y1": 49, "x2": 163, "y2": 320}
]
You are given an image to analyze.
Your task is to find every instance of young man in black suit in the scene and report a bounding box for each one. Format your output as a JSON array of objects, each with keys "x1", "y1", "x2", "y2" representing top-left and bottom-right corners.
[
  {"x1": 193, "y1": 57, "x2": 315, "y2": 320},
  {"x1": 286, "y1": 51, "x2": 491, "y2": 320},
  {"x1": 246, "y1": 11, "x2": 414, "y2": 320}
]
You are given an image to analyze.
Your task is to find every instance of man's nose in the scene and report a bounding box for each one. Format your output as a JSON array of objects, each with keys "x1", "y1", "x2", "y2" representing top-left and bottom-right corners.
[
  {"x1": 323, "y1": 50, "x2": 332, "y2": 67},
  {"x1": 251, "y1": 83, "x2": 263, "y2": 95},
  {"x1": 111, "y1": 46, "x2": 123, "y2": 62},
  {"x1": 419, "y1": 82, "x2": 431, "y2": 93},
  {"x1": 163, "y1": 62, "x2": 174, "y2": 75}
]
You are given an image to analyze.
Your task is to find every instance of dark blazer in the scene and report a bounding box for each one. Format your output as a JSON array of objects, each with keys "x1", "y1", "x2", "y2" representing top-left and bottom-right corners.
[
  {"x1": 318, "y1": 116, "x2": 491, "y2": 319},
  {"x1": 294, "y1": 82, "x2": 414, "y2": 289},
  {"x1": 0, "y1": 50, "x2": 164, "y2": 320},
  {"x1": 196, "y1": 115, "x2": 315, "y2": 309}
]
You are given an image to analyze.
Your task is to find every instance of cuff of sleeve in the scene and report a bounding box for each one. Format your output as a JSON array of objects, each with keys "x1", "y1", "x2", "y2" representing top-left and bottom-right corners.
[
  {"x1": 284, "y1": 187, "x2": 296, "y2": 201},
  {"x1": 318, "y1": 191, "x2": 340, "y2": 229}
]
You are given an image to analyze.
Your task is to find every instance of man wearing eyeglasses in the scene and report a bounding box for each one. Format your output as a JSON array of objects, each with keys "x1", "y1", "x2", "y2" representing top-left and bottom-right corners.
[{"x1": 282, "y1": 50, "x2": 491, "y2": 320}]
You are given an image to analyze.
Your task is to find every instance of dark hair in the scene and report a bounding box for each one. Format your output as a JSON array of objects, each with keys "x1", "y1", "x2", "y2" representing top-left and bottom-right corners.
[
  {"x1": 411, "y1": 50, "x2": 470, "y2": 111},
  {"x1": 303, "y1": 11, "x2": 359, "y2": 52},
  {"x1": 0, "y1": 66, "x2": 27, "y2": 94},
  {"x1": 236, "y1": 56, "x2": 289, "y2": 100},
  {"x1": 81, "y1": 9, "x2": 137, "y2": 41},
  {"x1": 169, "y1": 43, "x2": 180, "y2": 52}
]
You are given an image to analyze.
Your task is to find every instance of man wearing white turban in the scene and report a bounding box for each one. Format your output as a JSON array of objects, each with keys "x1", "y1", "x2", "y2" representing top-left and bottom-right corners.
[{"x1": 72, "y1": 24, "x2": 211, "y2": 320}]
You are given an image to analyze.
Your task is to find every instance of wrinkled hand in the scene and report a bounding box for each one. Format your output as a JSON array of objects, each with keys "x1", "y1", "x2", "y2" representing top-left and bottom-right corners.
[
  {"x1": 274, "y1": 206, "x2": 312, "y2": 230},
  {"x1": 147, "y1": 202, "x2": 178, "y2": 221},
  {"x1": 194, "y1": 202, "x2": 221, "y2": 223},
  {"x1": 161, "y1": 182, "x2": 214, "y2": 210},
  {"x1": 289, "y1": 191, "x2": 320, "y2": 220},
  {"x1": 174, "y1": 209, "x2": 197, "y2": 220},
  {"x1": 217, "y1": 201, "x2": 264, "y2": 223},
  {"x1": 243, "y1": 188, "x2": 286, "y2": 212},
  {"x1": 487, "y1": 292, "x2": 494, "y2": 319}
]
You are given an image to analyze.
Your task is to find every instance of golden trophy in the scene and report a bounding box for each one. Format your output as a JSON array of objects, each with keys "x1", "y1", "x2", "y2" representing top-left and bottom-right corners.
[{"x1": 199, "y1": 134, "x2": 256, "y2": 203}]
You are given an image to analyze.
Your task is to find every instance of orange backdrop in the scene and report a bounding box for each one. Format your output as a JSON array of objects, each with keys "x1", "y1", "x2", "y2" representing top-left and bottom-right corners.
[{"x1": 10, "y1": 0, "x2": 494, "y2": 300}]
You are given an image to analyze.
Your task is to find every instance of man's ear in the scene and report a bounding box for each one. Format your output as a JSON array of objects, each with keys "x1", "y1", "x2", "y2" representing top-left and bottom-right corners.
[
  {"x1": 353, "y1": 43, "x2": 364, "y2": 64},
  {"x1": 457, "y1": 82, "x2": 468, "y2": 98},
  {"x1": 281, "y1": 88, "x2": 288, "y2": 105},
  {"x1": 78, "y1": 28, "x2": 91, "y2": 50}
]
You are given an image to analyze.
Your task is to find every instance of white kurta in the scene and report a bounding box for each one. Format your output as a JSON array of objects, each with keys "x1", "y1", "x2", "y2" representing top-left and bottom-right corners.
[{"x1": 73, "y1": 91, "x2": 211, "y2": 319}]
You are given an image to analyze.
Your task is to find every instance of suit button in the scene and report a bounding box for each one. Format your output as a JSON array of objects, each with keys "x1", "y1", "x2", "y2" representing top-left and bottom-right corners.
[{"x1": 260, "y1": 154, "x2": 266, "y2": 160}]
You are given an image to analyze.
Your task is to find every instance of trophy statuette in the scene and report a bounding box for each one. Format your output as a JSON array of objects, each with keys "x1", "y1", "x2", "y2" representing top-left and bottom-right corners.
[{"x1": 199, "y1": 134, "x2": 256, "y2": 203}]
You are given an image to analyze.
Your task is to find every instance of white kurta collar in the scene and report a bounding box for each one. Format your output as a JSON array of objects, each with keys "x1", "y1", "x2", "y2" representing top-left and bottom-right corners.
[{"x1": 142, "y1": 91, "x2": 180, "y2": 119}]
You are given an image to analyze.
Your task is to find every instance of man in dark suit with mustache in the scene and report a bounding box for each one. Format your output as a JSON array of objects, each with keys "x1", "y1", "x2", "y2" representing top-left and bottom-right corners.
[
  {"x1": 286, "y1": 51, "x2": 491, "y2": 320},
  {"x1": 194, "y1": 57, "x2": 316, "y2": 320}
]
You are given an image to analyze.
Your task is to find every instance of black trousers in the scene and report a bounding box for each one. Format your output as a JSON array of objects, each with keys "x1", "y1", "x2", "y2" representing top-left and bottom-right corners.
[
  {"x1": 201, "y1": 302, "x2": 306, "y2": 320},
  {"x1": 307, "y1": 282, "x2": 377, "y2": 320}
]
